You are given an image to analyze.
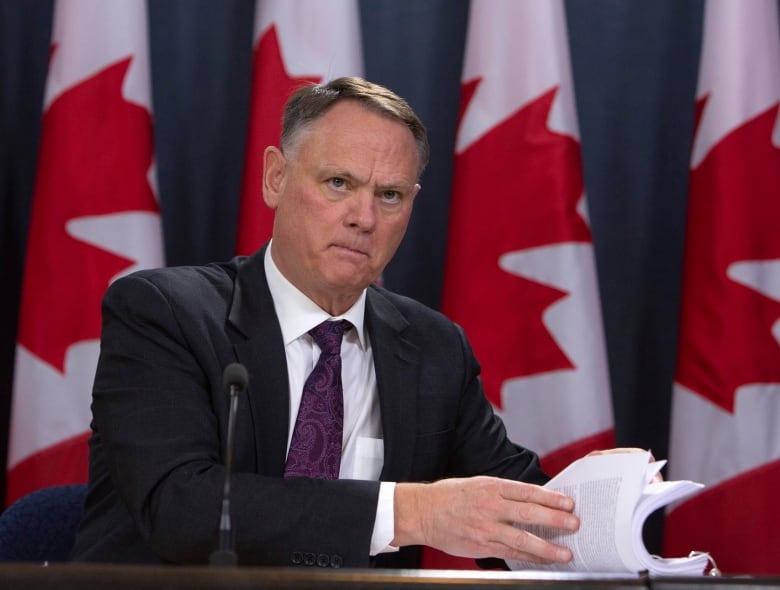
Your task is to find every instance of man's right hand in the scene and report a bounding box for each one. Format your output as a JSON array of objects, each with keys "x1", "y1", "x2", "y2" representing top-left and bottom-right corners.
[{"x1": 392, "y1": 476, "x2": 578, "y2": 564}]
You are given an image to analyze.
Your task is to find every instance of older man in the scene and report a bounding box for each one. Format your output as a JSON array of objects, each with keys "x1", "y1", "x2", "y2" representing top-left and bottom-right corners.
[{"x1": 72, "y1": 77, "x2": 578, "y2": 568}]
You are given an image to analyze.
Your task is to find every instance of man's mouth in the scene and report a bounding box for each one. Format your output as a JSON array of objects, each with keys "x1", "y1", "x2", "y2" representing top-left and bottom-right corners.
[{"x1": 331, "y1": 243, "x2": 369, "y2": 258}]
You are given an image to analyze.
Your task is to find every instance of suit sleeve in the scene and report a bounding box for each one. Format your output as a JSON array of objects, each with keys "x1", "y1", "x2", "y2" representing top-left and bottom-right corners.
[
  {"x1": 448, "y1": 323, "x2": 550, "y2": 570},
  {"x1": 90, "y1": 273, "x2": 380, "y2": 566},
  {"x1": 447, "y1": 323, "x2": 549, "y2": 485}
]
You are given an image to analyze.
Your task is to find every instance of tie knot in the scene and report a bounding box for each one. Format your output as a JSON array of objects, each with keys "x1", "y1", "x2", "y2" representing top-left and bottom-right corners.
[{"x1": 309, "y1": 320, "x2": 350, "y2": 355}]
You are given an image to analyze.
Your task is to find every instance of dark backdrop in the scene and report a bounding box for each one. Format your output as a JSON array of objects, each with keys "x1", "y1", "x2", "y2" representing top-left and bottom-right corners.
[{"x1": 1, "y1": 0, "x2": 707, "y2": 537}]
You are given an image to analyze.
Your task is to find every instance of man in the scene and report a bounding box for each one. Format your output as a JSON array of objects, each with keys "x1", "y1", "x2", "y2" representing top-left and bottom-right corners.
[{"x1": 72, "y1": 77, "x2": 579, "y2": 567}]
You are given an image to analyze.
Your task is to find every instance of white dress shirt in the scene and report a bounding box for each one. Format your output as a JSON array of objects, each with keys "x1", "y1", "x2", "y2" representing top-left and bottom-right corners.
[{"x1": 264, "y1": 244, "x2": 396, "y2": 555}]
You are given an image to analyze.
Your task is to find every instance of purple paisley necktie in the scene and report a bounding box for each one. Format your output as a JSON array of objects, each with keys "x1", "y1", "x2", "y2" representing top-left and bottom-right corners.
[{"x1": 284, "y1": 320, "x2": 351, "y2": 479}]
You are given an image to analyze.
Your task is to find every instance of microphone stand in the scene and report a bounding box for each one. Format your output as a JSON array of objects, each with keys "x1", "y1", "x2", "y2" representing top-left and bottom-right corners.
[{"x1": 210, "y1": 364, "x2": 247, "y2": 566}]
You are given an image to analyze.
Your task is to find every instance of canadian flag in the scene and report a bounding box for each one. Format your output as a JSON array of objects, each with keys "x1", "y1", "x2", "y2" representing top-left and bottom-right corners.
[
  {"x1": 432, "y1": 0, "x2": 615, "y2": 568},
  {"x1": 665, "y1": 0, "x2": 780, "y2": 575},
  {"x1": 234, "y1": 0, "x2": 363, "y2": 255},
  {"x1": 5, "y1": 0, "x2": 164, "y2": 505}
]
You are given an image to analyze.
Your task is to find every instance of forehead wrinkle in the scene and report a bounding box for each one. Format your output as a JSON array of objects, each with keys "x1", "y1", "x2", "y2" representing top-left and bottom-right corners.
[
  {"x1": 320, "y1": 151, "x2": 417, "y2": 191},
  {"x1": 293, "y1": 103, "x2": 420, "y2": 185}
]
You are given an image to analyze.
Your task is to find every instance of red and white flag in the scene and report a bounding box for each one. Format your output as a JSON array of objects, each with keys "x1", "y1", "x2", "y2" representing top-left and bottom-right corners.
[
  {"x1": 665, "y1": 0, "x2": 780, "y2": 575},
  {"x1": 6, "y1": 0, "x2": 164, "y2": 505},
  {"x1": 235, "y1": 0, "x2": 363, "y2": 255},
  {"x1": 433, "y1": 0, "x2": 615, "y2": 568}
]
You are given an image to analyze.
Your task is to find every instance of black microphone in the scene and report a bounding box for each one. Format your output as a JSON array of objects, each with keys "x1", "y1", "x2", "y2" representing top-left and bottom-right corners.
[{"x1": 209, "y1": 362, "x2": 249, "y2": 566}]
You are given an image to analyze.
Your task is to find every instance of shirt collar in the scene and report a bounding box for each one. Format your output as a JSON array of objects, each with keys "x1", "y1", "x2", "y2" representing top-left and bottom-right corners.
[{"x1": 264, "y1": 241, "x2": 367, "y2": 349}]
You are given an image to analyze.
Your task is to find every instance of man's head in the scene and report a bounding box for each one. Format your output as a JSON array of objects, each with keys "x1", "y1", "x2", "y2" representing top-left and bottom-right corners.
[{"x1": 262, "y1": 77, "x2": 428, "y2": 316}]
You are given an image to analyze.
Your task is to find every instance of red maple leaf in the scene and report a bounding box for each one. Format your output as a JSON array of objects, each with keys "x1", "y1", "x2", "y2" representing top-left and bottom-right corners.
[
  {"x1": 235, "y1": 26, "x2": 321, "y2": 255},
  {"x1": 675, "y1": 100, "x2": 780, "y2": 413},
  {"x1": 442, "y1": 83, "x2": 591, "y2": 408},
  {"x1": 17, "y1": 57, "x2": 159, "y2": 373}
]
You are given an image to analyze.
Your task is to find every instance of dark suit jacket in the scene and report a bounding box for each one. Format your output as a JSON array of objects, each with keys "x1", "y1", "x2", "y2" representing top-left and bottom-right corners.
[{"x1": 71, "y1": 246, "x2": 547, "y2": 567}]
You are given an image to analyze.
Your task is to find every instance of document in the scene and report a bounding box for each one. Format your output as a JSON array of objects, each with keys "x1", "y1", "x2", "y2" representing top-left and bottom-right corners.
[{"x1": 506, "y1": 451, "x2": 710, "y2": 576}]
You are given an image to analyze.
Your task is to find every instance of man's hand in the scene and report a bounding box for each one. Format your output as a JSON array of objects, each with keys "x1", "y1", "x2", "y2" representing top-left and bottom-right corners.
[{"x1": 392, "y1": 477, "x2": 578, "y2": 564}]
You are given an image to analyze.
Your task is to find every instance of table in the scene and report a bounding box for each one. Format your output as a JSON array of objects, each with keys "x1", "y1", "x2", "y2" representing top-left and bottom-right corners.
[{"x1": 0, "y1": 564, "x2": 777, "y2": 590}]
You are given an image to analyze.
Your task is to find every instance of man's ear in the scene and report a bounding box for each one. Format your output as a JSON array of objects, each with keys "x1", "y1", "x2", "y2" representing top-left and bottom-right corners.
[{"x1": 262, "y1": 146, "x2": 286, "y2": 209}]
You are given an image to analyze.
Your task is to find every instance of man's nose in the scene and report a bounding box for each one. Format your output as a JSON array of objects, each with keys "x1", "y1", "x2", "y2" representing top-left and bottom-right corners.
[{"x1": 346, "y1": 189, "x2": 377, "y2": 231}]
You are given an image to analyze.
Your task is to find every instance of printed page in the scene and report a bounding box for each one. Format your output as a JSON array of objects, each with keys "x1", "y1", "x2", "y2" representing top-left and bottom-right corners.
[
  {"x1": 506, "y1": 451, "x2": 708, "y2": 575},
  {"x1": 506, "y1": 452, "x2": 652, "y2": 573},
  {"x1": 631, "y1": 479, "x2": 707, "y2": 575}
]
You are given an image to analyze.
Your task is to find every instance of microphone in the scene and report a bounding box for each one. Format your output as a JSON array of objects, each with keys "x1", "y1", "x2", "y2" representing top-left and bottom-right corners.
[{"x1": 209, "y1": 362, "x2": 249, "y2": 566}]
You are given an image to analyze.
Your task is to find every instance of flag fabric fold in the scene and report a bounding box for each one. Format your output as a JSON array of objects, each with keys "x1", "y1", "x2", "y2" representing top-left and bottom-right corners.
[
  {"x1": 665, "y1": 0, "x2": 780, "y2": 575},
  {"x1": 6, "y1": 0, "x2": 164, "y2": 505},
  {"x1": 234, "y1": 0, "x2": 363, "y2": 256},
  {"x1": 430, "y1": 0, "x2": 615, "y2": 568}
]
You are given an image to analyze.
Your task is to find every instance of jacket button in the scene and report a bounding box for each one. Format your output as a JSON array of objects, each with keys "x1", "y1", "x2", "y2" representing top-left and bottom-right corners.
[
  {"x1": 317, "y1": 553, "x2": 330, "y2": 567},
  {"x1": 330, "y1": 554, "x2": 343, "y2": 568},
  {"x1": 303, "y1": 552, "x2": 316, "y2": 566},
  {"x1": 291, "y1": 551, "x2": 302, "y2": 565}
]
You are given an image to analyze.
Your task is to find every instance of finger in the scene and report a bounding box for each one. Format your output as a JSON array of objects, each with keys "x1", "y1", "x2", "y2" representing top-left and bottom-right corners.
[
  {"x1": 507, "y1": 500, "x2": 580, "y2": 533},
  {"x1": 586, "y1": 447, "x2": 654, "y2": 461},
  {"x1": 499, "y1": 480, "x2": 575, "y2": 512},
  {"x1": 492, "y1": 527, "x2": 574, "y2": 564},
  {"x1": 484, "y1": 543, "x2": 558, "y2": 566}
]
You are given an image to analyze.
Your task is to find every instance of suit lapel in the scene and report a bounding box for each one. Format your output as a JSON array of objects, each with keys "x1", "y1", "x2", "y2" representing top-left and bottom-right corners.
[
  {"x1": 228, "y1": 246, "x2": 290, "y2": 476},
  {"x1": 367, "y1": 288, "x2": 420, "y2": 482}
]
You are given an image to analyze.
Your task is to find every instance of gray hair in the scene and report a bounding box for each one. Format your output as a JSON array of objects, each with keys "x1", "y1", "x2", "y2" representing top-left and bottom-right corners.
[{"x1": 280, "y1": 76, "x2": 430, "y2": 177}]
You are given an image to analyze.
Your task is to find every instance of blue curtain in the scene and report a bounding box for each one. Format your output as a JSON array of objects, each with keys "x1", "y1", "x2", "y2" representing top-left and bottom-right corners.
[{"x1": 0, "y1": 2, "x2": 708, "y2": 543}]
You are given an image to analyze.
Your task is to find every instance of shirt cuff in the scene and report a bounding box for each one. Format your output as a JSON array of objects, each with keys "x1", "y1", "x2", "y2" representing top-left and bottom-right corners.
[{"x1": 369, "y1": 481, "x2": 399, "y2": 555}]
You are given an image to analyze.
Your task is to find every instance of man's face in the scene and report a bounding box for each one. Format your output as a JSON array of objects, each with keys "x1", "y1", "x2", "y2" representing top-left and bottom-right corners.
[{"x1": 263, "y1": 100, "x2": 421, "y2": 314}]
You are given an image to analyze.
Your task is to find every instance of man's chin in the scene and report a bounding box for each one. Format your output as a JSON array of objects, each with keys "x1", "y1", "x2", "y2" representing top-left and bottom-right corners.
[{"x1": 326, "y1": 271, "x2": 375, "y2": 293}]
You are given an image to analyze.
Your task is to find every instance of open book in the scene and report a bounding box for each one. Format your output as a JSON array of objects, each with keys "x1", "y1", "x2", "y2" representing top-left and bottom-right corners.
[{"x1": 506, "y1": 451, "x2": 710, "y2": 576}]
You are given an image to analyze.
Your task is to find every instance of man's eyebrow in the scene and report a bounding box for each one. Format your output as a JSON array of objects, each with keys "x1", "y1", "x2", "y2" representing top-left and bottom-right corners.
[
  {"x1": 375, "y1": 181, "x2": 417, "y2": 193},
  {"x1": 321, "y1": 167, "x2": 362, "y2": 183},
  {"x1": 326, "y1": 168, "x2": 359, "y2": 179}
]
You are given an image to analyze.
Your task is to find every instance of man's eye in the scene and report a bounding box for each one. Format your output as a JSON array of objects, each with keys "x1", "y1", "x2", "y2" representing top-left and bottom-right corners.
[
  {"x1": 329, "y1": 178, "x2": 346, "y2": 189},
  {"x1": 380, "y1": 191, "x2": 400, "y2": 203}
]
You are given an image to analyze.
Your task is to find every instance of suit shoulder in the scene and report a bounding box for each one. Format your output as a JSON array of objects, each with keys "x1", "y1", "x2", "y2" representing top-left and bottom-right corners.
[
  {"x1": 112, "y1": 257, "x2": 243, "y2": 289},
  {"x1": 105, "y1": 257, "x2": 246, "y2": 307}
]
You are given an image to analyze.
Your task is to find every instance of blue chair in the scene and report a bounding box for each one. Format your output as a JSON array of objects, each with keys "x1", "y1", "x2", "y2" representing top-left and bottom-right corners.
[{"x1": 0, "y1": 484, "x2": 87, "y2": 562}]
